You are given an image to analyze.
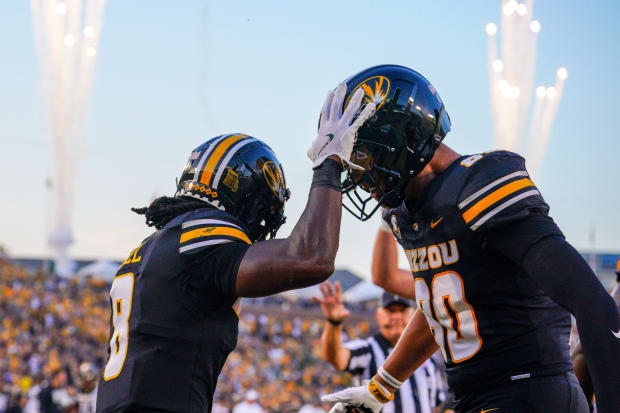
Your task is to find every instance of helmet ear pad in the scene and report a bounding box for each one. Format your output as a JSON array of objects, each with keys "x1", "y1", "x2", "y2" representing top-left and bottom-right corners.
[
  {"x1": 233, "y1": 160, "x2": 287, "y2": 242},
  {"x1": 219, "y1": 146, "x2": 288, "y2": 242}
]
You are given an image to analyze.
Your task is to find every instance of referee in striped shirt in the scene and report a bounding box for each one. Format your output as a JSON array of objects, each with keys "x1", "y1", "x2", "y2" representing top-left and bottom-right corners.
[{"x1": 314, "y1": 282, "x2": 442, "y2": 413}]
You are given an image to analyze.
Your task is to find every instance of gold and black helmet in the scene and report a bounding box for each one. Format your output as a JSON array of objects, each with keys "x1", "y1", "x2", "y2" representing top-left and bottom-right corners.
[
  {"x1": 337, "y1": 65, "x2": 451, "y2": 220},
  {"x1": 176, "y1": 134, "x2": 289, "y2": 241}
]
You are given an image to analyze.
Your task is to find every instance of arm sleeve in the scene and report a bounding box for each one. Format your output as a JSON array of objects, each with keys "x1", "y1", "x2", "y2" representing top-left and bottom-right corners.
[
  {"x1": 521, "y1": 237, "x2": 620, "y2": 412},
  {"x1": 343, "y1": 339, "x2": 373, "y2": 376}
]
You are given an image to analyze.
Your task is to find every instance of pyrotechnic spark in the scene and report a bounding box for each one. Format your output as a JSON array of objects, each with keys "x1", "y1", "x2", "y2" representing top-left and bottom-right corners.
[{"x1": 486, "y1": 0, "x2": 566, "y2": 179}]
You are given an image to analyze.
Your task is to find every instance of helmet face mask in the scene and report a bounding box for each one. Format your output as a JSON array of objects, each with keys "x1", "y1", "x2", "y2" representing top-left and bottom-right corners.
[
  {"x1": 342, "y1": 140, "x2": 402, "y2": 221},
  {"x1": 337, "y1": 65, "x2": 451, "y2": 220},
  {"x1": 176, "y1": 134, "x2": 289, "y2": 241}
]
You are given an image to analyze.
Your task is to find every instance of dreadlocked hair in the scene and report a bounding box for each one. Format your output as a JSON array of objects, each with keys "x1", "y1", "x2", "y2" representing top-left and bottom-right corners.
[{"x1": 131, "y1": 196, "x2": 210, "y2": 229}]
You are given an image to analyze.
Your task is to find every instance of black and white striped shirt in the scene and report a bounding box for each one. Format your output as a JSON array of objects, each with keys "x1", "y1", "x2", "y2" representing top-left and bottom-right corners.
[{"x1": 344, "y1": 334, "x2": 442, "y2": 413}]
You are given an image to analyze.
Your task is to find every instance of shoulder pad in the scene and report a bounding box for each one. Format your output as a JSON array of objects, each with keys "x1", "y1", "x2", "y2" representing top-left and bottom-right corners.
[
  {"x1": 456, "y1": 151, "x2": 546, "y2": 231},
  {"x1": 457, "y1": 150, "x2": 524, "y2": 170},
  {"x1": 178, "y1": 208, "x2": 251, "y2": 254}
]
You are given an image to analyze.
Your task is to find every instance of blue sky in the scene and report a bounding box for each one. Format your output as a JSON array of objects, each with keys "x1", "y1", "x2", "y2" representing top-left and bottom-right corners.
[{"x1": 1, "y1": 1, "x2": 619, "y2": 278}]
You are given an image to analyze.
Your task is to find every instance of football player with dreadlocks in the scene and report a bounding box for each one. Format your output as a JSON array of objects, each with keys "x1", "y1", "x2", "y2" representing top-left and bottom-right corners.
[
  {"x1": 95, "y1": 83, "x2": 376, "y2": 413},
  {"x1": 321, "y1": 65, "x2": 620, "y2": 413}
]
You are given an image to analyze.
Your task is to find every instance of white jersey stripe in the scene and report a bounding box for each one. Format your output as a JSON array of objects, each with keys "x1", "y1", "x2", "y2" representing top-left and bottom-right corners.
[
  {"x1": 344, "y1": 339, "x2": 369, "y2": 351},
  {"x1": 367, "y1": 337, "x2": 386, "y2": 364},
  {"x1": 178, "y1": 238, "x2": 233, "y2": 253},
  {"x1": 182, "y1": 219, "x2": 242, "y2": 231},
  {"x1": 423, "y1": 361, "x2": 439, "y2": 409},
  {"x1": 368, "y1": 337, "x2": 394, "y2": 413},
  {"x1": 212, "y1": 138, "x2": 257, "y2": 189},
  {"x1": 458, "y1": 170, "x2": 528, "y2": 209},
  {"x1": 399, "y1": 367, "x2": 416, "y2": 413},
  {"x1": 192, "y1": 134, "x2": 231, "y2": 182},
  {"x1": 348, "y1": 353, "x2": 372, "y2": 372},
  {"x1": 470, "y1": 189, "x2": 540, "y2": 230}
]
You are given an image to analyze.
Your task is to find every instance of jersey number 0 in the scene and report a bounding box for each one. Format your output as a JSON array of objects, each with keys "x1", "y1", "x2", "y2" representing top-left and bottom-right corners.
[{"x1": 103, "y1": 273, "x2": 134, "y2": 380}]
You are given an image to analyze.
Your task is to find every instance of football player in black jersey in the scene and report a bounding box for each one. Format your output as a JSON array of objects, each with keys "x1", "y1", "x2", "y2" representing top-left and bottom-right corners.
[
  {"x1": 321, "y1": 65, "x2": 620, "y2": 413},
  {"x1": 95, "y1": 83, "x2": 376, "y2": 413}
]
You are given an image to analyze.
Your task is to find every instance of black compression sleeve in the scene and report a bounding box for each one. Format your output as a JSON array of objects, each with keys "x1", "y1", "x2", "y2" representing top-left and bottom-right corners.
[
  {"x1": 522, "y1": 236, "x2": 620, "y2": 412},
  {"x1": 311, "y1": 159, "x2": 342, "y2": 191}
]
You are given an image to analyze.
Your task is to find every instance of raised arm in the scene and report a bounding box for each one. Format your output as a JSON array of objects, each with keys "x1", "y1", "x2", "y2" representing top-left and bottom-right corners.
[
  {"x1": 313, "y1": 281, "x2": 351, "y2": 370},
  {"x1": 372, "y1": 225, "x2": 415, "y2": 299},
  {"x1": 235, "y1": 84, "x2": 375, "y2": 297},
  {"x1": 236, "y1": 168, "x2": 343, "y2": 297}
]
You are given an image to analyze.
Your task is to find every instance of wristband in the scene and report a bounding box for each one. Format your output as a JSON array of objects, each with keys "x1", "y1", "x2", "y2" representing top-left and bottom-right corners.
[
  {"x1": 377, "y1": 366, "x2": 403, "y2": 390},
  {"x1": 326, "y1": 318, "x2": 342, "y2": 326},
  {"x1": 311, "y1": 159, "x2": 342, "y2": 191},
  {"x1": 368, "y1": 376, "x2": 394, "y2": 403}
]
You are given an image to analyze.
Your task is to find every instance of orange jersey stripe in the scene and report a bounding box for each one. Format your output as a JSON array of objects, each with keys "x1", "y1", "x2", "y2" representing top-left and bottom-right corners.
[
  {"x1": 199, "y1": 135, "x2": 246, "y2": 185},
  {"x1": 462, "y1": 178, "x2": 534, "y2": 224},
  {"x1": 180, "y1": 226, "x2": 251, "y2": 244}
]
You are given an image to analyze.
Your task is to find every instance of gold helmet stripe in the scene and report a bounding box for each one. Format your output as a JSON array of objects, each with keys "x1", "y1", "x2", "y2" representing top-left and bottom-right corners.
[{"x1": 199, "y1": 134, "x2": 247, "y2": 186}]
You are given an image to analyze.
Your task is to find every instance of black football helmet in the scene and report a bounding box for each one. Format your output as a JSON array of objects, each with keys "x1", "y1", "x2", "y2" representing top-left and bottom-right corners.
[
  {"x1": 337, "y1": 64, "x2": 451, "y2": 220},
  {"x1": 175, "y1": 134, "x2": 290, "y2": 241}
]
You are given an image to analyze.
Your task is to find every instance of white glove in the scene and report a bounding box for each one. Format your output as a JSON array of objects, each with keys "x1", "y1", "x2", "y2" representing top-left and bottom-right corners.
[
  {"x1": 322, "y1": 379, "x2": 391, "y2": 413},
  {"x1": 307, "y1": 82, "x2": 376, "y2": 170}
]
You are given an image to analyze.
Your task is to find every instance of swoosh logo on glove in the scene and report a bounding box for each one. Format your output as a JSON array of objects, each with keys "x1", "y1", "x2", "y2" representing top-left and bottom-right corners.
[{"x1": 317, "y1": 133, "x2": 335, "y2": 156}]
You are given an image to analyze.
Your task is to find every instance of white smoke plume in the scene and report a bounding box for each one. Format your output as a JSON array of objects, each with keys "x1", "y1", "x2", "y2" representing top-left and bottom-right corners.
[{"x1": 31, "y1": 0, "x2": 106, "y2": 276}]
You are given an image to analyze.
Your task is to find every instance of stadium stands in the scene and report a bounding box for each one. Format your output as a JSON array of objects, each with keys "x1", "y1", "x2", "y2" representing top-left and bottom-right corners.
[{"x1": 0, "y1": 261, "x2": 378, "y2": 413}]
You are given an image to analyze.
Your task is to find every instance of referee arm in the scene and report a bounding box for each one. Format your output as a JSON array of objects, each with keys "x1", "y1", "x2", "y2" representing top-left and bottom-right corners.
[{"x1": 313, "y1": 281, "x2": 351, "y2": 370}]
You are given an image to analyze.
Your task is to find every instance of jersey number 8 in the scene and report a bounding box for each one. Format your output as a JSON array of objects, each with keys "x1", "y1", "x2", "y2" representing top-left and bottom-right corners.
[
  {"x1": 103, "y1": 273, "x2": 134, "y2": 380},
  {"x1": 415, "y1": 271, "x2": 482, "y2": 363}
]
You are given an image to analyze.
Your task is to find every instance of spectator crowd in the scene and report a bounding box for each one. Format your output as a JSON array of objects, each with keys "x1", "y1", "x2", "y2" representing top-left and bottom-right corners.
[{"x1": 0, "y1": 261, "x2": 378, "y2": 413}]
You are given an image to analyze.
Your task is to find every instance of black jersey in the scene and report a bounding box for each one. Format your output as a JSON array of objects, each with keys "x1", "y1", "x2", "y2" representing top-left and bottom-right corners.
[
  {"x1": 382, "y1": 151, "x2": 572, "y2": 395},
  {"x1": 96, "y1": 207, "x2": 251, "y2": 413}
]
